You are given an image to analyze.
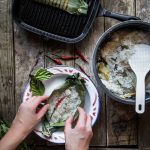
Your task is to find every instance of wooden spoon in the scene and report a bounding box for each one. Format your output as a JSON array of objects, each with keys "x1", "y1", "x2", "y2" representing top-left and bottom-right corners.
[{"x1": 129, "y1": 44, "x2": 150, "y2": 114}]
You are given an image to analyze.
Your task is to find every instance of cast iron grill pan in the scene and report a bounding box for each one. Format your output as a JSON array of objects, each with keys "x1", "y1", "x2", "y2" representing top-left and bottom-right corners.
[{"x1": 13, "y1": 0, "x2": 99, "y2": 43}]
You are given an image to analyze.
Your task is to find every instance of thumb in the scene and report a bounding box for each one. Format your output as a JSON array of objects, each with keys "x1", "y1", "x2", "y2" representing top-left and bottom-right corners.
[
  {"x1": 64, "y1": 116, "x2": 73, "y2": 132},
  {"x1": 37, "y1": 104, "x2": 50, "y2": 119}
]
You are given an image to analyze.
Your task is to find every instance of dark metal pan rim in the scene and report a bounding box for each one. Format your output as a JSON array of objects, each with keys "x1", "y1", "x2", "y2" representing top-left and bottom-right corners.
[
  {"x1": 92, "y1": 20, "x2": 150, "y2": 105},
  {"x1": 15, "y1": 21, "x2": 86, "y2": 43},
  {"x1": 13, "y1": 0, "x2": 100, "y2": 43}
]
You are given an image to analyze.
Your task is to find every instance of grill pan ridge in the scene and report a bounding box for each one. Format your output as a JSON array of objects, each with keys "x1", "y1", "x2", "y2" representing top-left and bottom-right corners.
[{"x1": 13, "y1": 0, "x2": 99, "y2": 43}]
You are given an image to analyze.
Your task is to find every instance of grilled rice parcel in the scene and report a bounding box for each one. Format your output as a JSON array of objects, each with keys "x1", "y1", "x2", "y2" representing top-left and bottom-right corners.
[
  {"x1": 97, "y1": 29, "x2": 150, "y2": 99},
  {"x1": 30, "y1": 69, "x2": 86, "y2": 137},
  {"x1": 42, "y1": 73, "x2": 86, "y2": 137},
  {"x1": 34, "y1": 0, "x2": 88, "y2": 15}
]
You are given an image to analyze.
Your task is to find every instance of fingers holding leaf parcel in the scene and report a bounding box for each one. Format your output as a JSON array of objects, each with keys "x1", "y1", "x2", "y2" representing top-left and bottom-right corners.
[
  {"x1": 37, "y1": 103, "x2": 50, "y2": 119},
  {"x1": 29, "y1": 96, "x2": 50, "y2": 119},
  {"x1": 76, "y1": 107, "x2": 87, "y2": 128},
  {"x1": 65, "y1": 107, "x2": 92, "y2": 130},
  {"x1": 12, "y1": 96, "x2": 50, "y2": 136},
  {"x1": 65, "y1": 107, "x2": 93, "y2": 150},
  {"x1": 76, "y1": 107, "x2": 92, "y2": 135},
  {"x1": 65, "y1": 116, "x2": 73, "y2": 131},
  {"x1": 30, "y1": 95, "x2": 49, "y2": 109}
]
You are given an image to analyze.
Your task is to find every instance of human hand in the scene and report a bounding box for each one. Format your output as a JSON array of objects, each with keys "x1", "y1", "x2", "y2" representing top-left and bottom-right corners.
[
  {"x1": 11, "y1": 96, "x2": 50, "y2": 137},
  {"x1": 65, "y1": 107, "x2": 93, "y2": 150}
]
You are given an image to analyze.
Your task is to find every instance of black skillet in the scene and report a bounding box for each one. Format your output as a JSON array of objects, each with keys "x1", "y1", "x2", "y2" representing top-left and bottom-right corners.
[
  {"x1": 12, "y1": 0, "x2": 140, "y2": 43},
  {"x1": 92, "y1": 20, "x2": 150, "y2": 105}
]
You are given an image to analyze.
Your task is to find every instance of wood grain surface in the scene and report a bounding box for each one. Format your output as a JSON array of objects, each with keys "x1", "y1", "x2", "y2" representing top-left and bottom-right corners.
[
  {"x1": 0, "y1": 0, "x2": 15, "y2": 122},
  {"x1": 35, "y1": 147, "x2": 138, "y2": 150},
  {"x1": 0, "y1": 0, "x2": 150, "y2": 149},
  {"x1": 136, "y1": 0, "x2": 150, "y2": 149}
]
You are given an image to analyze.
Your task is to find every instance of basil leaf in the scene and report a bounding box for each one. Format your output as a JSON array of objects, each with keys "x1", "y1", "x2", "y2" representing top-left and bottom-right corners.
[
  {"x1": 50, "y1": 121, "x2": 65, "y2": 127},
  {"x1": 35, "y1": 68, "x2": 53, "y2": 81},
  {"x1": 42, "y1": 117, "x2": 53, "y2": 137},
  {"x1": 0, "y1": 120, "x2": 9, "y2": 139},
  {"x1": 0, "y1": 120, "x2": 30, "y2": 149},
  {"x1": 30, "y1": 75, "x2": 45, "y2": 96}
]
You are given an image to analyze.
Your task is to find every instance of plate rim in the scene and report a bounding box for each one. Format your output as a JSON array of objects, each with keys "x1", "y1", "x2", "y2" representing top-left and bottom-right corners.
[{"x1": 21, "y1": 66, "x2": 100, "y2": 143}]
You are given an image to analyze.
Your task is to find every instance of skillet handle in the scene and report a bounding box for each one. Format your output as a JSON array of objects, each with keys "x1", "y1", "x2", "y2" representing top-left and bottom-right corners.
[{"x1": 103, "y1": 10, "x2": 140, "y2": 21}]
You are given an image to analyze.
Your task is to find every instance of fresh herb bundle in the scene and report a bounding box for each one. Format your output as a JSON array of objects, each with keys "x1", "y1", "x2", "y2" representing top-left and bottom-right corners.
[
  {"x1": 0, "y1": 120, "x2": 9, "y2": 138},
  {"x1": 0, "y1": 120, "x2": 29, "y2": 150},
  {"x1": 34, "y1": 0, "x2": 88, "y2": 15}
]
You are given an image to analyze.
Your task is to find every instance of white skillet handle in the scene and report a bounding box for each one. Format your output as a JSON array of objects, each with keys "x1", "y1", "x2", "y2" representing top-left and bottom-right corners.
[{"x1": 136, "y1": 74, "x2": 145, "y2": 114}]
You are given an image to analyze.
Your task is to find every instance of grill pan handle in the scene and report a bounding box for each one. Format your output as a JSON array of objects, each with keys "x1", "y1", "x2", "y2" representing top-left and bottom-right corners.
[{"x1": 102, "y1": 9, "x2": 140, "y2": 21}]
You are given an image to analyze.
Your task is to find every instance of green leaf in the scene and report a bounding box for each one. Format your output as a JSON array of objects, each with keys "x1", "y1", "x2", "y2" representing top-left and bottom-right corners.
[
  {"x1": 42, "y1": 116, "x2": 54, "y2": 137},
  {"x1": 0, "y1": 120, "x2": 30, "y2": 149},
  {"x1": 50, "y1": 121, "x2": 65, "y2": 127},
  {"x1": 121, "y1": 44, "x2": 129, "y2": 49},
  {"x1": 18, "y1": 143, "x2": 29, "y2": 150},
  {"x1": 34, "y1": 0, "x2": 88, "y2": 15},
  {"x1": 42, "y1": 118, "x2": 64, "y2": 137},
  {"x1": 29, "y1": 68, "x2": 53, "y2": 96},
  {"x1": 30, "y1": 75, "x2": 45, "y2": 96},
  {"x1": 34, "y1": 68, "x2": 53, "y2": 81},
  {"x1": 0, "y1": 120, "x2": 9, "y2": 139}
]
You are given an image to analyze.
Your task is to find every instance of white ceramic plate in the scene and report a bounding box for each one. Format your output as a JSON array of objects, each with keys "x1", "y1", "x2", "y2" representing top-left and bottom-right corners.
[{"x1": 22, "y1": 66, "x2": 100, "y2": 143}]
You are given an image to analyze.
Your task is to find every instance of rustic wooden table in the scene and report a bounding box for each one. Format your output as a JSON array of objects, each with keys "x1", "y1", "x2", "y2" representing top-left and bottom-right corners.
[{"x1": 0, "y1": 0, "x2": 150, "y2": 149}]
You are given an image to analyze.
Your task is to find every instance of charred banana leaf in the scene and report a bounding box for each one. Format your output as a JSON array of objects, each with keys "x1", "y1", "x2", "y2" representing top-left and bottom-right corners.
[
  {"x1": 34, "y1": 0, "x2": 88, "y2": 15},
  {"x1": 42, "y1": 73, "x2": 86, "y2": 137}
]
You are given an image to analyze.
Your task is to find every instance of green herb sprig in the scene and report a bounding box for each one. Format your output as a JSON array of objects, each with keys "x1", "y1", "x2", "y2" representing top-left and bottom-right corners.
[
  {"x1": 30, "y1": 68, "x2": 53, "y2": 96},
  {"x1": 34, "y1": 68, "x2": 53, "y2": 80},
  {"x1": 0, "y1": 120, "x2": 29, "y2": 150}
]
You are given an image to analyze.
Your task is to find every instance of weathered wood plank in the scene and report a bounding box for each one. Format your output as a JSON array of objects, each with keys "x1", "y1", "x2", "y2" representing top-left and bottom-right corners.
[
  {"x1": 14, "y1": 25, "x2": 45, "y2": 109},
  {"x1": 14, "y1": 25, "x2": 46, "y2": 145},
  {"x1": 136, "y1": 0, "x2": 150, "y2": 149},
  {"x1": 75, "y1": 2, "x2": 106, "y2": 146},
  {"x1": 35, "y1": 146, "x2": 138, "y2": 150},
  {"x1": 138, "y1": 103, "x2": 150, "y2": 150},
  {"x1": 104, "y1": 0, "x2": 138, "y2": 146},
  {"x1": 104, "y1": 0, "x2": 136, "y2": 29},
  {"x1": 35, "y1": 146, "x2": 65, "y2": 150},
  {"x1": 0, "y1": 0, "x2": 15, "y2": 122},
  {"x1": 90, "y1": 148, "x2": 138, "y2": 150},
  {"x1": 136, "y1": 0, "x2": 150, "y2": 22},
  {"x1": 106, "y1": 99, "x2": 137, "y2": 146},
  {"x1": 24, "y1": 132, "x2": 47, "y2": 146}
]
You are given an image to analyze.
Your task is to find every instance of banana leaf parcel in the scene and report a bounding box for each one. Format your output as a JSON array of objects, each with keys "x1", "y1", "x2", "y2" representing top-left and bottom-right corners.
[
  {"x1": 34, "y1": 0, "x2": 88, "y2": 15},
  {"x1": 42, "y1": 73, "x2": 86, "y2": 137}
]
